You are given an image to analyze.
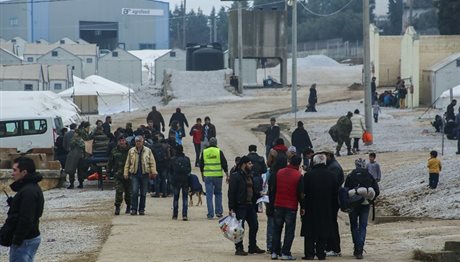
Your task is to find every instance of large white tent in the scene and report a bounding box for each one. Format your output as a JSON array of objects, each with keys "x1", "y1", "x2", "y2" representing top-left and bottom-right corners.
[
  {"x1": 59, "y1": 75, "x2": 136, "y2": 115},
  {"x1": 0, "y1": 91, "x2": 80, "y2": 125},
  {"x1": 439, "y1": 85, "x2": 460, "y2": 110}
]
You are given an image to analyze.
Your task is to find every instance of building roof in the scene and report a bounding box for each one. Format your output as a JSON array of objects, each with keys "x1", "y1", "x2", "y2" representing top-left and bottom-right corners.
[
  {"x1": 99, "y1": 48, "x2": 141, "y2": 61},
  {"x1": 55, "y1": 37, "x2": 76, "y2": 45},
  {"x1": 0, "y1": 47, "x2": 22, "y2": 61},
  {"x1": 24, "y1": 43, "x2": 97, "y2": 56},
  {"x1": 426, "y1": 53, "x2": 460, "y2": 72},
  {"x1": 38, "y1": 46, "x2": 82, "y2": 61},
  {"x1": 46, "y1": 64, "x2": 70, "y2": 81},
  {"x1": 0, "y1": 64, "x2": 42, "y2": 80},
  {"x1": 59, "y1": 75, "x2": 133, "y2": 96}
]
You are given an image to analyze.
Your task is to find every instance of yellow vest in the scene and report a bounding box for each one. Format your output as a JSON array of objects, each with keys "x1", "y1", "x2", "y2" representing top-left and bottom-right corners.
[{"x1": 203, "y1": 147, "x2": 223, "y2": 177}]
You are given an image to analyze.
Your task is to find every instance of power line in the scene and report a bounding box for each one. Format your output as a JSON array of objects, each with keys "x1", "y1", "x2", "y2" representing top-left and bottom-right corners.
[{"x1": 299, "y1": 0, "x2": 356, "y2": 17}]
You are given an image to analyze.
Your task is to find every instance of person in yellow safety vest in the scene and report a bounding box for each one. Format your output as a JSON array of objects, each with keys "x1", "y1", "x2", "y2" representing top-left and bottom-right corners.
[{"x1": 199, "y1": 137, "x2": 228, "y2": 219}]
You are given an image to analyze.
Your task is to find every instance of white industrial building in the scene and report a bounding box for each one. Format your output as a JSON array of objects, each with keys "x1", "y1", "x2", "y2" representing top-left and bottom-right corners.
[
  {"x1": 98, "y1": 48, "x2": 142, "y2": 87},
  {"x1": 422, "y1": 53, "x2": 460, "y2": 107}
]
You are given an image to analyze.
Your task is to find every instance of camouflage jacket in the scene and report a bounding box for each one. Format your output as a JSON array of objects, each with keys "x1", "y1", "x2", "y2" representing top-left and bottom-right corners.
[{"x1": 108, "y1": 145, "x2": 130, "y2": 179}]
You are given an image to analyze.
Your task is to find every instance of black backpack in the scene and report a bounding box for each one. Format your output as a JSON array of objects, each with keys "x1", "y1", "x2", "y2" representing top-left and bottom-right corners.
[
  {"x1": 151, "y1": 143, "x2": 167, "y2": 163},
  {"x1": 173, "y1": 155, "x2": 191, "y2": 176}
]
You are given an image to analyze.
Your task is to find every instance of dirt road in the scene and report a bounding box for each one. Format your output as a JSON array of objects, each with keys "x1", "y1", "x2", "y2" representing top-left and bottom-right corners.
[{"x1": 95, "y1": 86, "x2": 460, "y2": 262}]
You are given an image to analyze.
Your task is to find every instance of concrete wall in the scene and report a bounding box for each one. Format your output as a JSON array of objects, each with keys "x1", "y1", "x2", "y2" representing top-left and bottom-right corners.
[
  {"x1": 378, "y1": 36, "x2": 402, "y2": 87},
  {"x1": 49, "y1": 80, "x2": 69, "y2": 93},
  {"x1": 234, "y1": 59, "x2": 258, "y2": 86},
  {"x1": 400, "y1": 26, "x2": 420, "y2": 108},
  {"x1": 79, "y1": 55, "x2": 97, "y2": 78},
  {"x1": 37, "y1": 48, "x2": 83, "y2": 78},
  {"x1": 155, "y1": 49, "x2": 186, "y2": 85},
  {"x1": 98, "y1": 49, "x2": 142, "y2": 87}
]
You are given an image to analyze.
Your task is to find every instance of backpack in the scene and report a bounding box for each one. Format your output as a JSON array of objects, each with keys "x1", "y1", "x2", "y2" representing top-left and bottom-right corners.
[
  {"x1": 338, "y1": 187, "x2": 364, "y2": 213},
  {"x1": 329, "y1": 124, "x2": 338, "y2": 142},
  {"x1": 173, "y1": 155, "x2": 191, "y2": 176},
  {"x1": 151, "y1": 143, "x2": 167, "y2": 163}
]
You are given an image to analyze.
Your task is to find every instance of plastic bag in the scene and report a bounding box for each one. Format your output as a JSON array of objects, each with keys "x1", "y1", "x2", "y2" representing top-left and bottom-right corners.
[
  {"x1": 362, "y1": 131, "x2": 373, "y2": 145},
  {"x1": 218, "y1": 214, "x2": 244, "y2": 243}
]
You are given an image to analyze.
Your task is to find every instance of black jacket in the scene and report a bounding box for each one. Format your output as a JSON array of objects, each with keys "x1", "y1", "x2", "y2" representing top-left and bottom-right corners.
[
  {"x1": 264, "y1": 125, "x2": 280, "y2": 146},
  {"x1": 326, "y1": 158, "x2": 344, "y2": 187},
  {"x1": 228, "y1": 170, "x2": 259, "y2": 210},
  {"x1": 446, "y1": 104, "x2": 456, "y2": 121},
  {"x1": 171, "y1": 153, "x2": 192, "y2": 187},
  {"x1": 308, "y1": 87, "x2": 317, "y2": 105},
  {"x1": 202, "y1": 123, "x2": 217, "y2": 141},
  {"x1": 0, "y1": 173, "x2": 44, "y2": 247},
  {"x1": 246, "y1": 152, "x2": 267, "y2": 176},
  {"x1": 291, "y1": 127, "x2": 313, "y2": 152},
  {"x1": 344, "y1": 168, "x2": 380, "y2": 199},
  {"x1": 169, "y1": 112, "x2": 189, "y2": 129}
]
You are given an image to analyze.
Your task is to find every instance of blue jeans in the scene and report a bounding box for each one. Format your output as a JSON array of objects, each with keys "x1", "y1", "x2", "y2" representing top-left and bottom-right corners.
[
  {"x1": 155, "y1": 168, "x2": 168, "y2": 196},
  {"x1": 272, "y1": 207, "x2": 297, "y2": 256},
  {"x1": 429, "y1": 173, "x2": 439, "y2": 189},
  {"x1": 204, "y1": 176, "x2": 223, "y2": 218},
  {"x1": 235, "y1": 204, "x2": 259, "y2": 250},
  {"x1": 266, "y1": 215, "x2": 274, "y2": 251},
  {"x1": 131, "y1": 175, "x2": 149, "y2": 213},
  {"x1": 348, "y1": 204, "x2": 370, "y2": 251},
  {"x1": 9, "y1": 235, "x2": 41, "y2": 262},
  {"x1": 173, "y1": 185, "x2": 189, "y2": 218}
]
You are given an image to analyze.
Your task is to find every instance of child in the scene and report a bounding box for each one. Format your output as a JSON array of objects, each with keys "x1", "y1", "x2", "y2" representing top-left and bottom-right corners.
[
  {"x1": 372, "y1": 101, "x2": 381, "y2": 123},
  {"x1": 427, "y1": 150, "x2": 442, "y2": 189},
  {"x1": 366, "y1": 152, "x2": 381, "y2": 182}
]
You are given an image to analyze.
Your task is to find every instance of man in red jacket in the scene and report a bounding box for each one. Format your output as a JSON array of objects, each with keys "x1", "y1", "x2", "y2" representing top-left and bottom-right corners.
[
  {"x1": 189, "y1": 118, "x2": 203, "y2": 167},
  {"x1": 270, "y1": 155, "x2": 304, "y2": 260}
]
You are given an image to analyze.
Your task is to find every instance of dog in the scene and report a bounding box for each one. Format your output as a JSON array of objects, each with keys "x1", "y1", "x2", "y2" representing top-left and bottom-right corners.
[{"x1": 188, "y1": 174, "x2": 205, "y2": 206}]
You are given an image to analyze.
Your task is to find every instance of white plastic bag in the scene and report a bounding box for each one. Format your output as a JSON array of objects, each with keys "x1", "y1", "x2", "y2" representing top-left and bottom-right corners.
[{"x1": 218, "y1": 214, "x2": 245, "y2": 243}]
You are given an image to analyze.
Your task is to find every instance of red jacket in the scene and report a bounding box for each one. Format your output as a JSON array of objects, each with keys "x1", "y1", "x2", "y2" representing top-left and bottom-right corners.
[
  {"x1": 190, "y1": 124, "x2": 203, "y2": 144},
  {"x1": 274, "y1": 165, "x2": 302, "y2": 210}
]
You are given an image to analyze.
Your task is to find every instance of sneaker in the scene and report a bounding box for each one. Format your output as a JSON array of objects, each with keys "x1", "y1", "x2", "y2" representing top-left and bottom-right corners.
[
  {"x1": 266, "y1": 249, "x2": 272, "y2": 255},
  {"x1": 301, "y1": 256, "x2": 314, "y2": 260},
  {"x1": 125, "y1": 206, "x2": 130, "y2": 214},
  {"x1": 271, "y1": 253, "x2": 278, "y2": 260},
  {"x1": 355, "y1": 253, "x2": 363, "y2": 259},
  {"x1": 172, "y1": 216, "x2": 178, "y2": 220},
  {"x1": 182, "y1": 217, "x2": 188, "y2": 221},
  {"x1": 114, "y1": 205, "x2": 120, "y2": 216},
  {"x1": 248, "y1": 246, "x2": 265, "y2": 254},
  {"x1": 77, "y1": 183, "x2": 83, "y2": 189},
  {"x1": 216, "y1": 214, "x2": 223, "y2": 218},
  {"x1": 326, "y1": 251, "x2": 341, "y2": 257},
  {"x1": 130, "y1": 211, "x2": 137, "y2": 216},
  {"x1": 281, "y1": 254, "x2": 296, "y2": 260},
  {"x1": 67, "y1": 184, "x2": 74, "y2": 189},
  {"x1": 235, "y1": 249, "x2": 248, "y2": 256},
  {"x1": 139, "y1": 211, "x2": 145, "y2": 215}
]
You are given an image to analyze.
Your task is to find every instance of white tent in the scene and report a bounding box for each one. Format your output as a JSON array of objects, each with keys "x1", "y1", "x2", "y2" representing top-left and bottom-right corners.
[
  {"x1": 439, "y1": 85, "x2": 460, "y2": 110},
  {"x1": 0, "y1": 91, "x2": 81, "y2": 125},
  {"x1": 59, "y1": 75, "x2": 136, "y2": 115}
]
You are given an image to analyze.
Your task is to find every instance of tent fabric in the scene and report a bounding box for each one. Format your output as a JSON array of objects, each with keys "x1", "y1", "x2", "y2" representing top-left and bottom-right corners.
[
  {"x1": 59, "y1": 75, "x2": 136, "y2": 115},
  {"x1": 439, "y1": 85, "x2": 460, "y2": 110},
  {"x1": 0, "y1": 91, "x2": 81, "y2": 125}
]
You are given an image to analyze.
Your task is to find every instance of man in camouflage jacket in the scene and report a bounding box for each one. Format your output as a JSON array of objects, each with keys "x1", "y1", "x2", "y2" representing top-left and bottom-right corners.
[{"x1": 108, "y1": 135, "x2": 131, "y2": 215}]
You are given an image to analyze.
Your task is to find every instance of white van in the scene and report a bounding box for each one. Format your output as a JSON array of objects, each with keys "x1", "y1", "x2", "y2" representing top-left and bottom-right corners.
[{"x1": 0, "y1": 116, "x2": 64, "y2": 152}]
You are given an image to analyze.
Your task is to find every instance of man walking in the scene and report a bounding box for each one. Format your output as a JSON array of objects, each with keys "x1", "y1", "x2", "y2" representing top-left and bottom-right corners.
[
  {"x1": 265, "y1": 117, "x2": 280, "y2": 158},
  {"x1": 169, "y1": 108, "x2": 189, "y2": 138},
  {"x1": 246, "y1": 145, "x2": 267, "y2": 194},
  {"x1": 446, "y1": 100, "x2": 457, "y2": 122},
  {"x1": 302, "y1": 154, "x2": 339, "y2": 260},
  {"x1": 63, "y1": 123, "x2": 77, "y2": 152},
  {"x1": 228, "y1": 156, "x2": 265, "y2": 256},
  {"x1": 270, "y1": 155, "x2": 304, "y2": 260},
  {"x1": 345, "y1": 158, "x2": 380, "y2": 259},
  {"x1": 190, "y1": 118, "x2": 203, "y2": 167},
  {"x1": 102, "y1": 115, "x2": 114, "y2": 141},
  {"x1": 108, "y1": 135, "x2": 131, "y2": 215},
  {"x1": 291, "y1": 121, "x2": 313, "y2": 161},
  {"x1": 171, "y1": 145, "x2": 191, "y2": 221},
  {"x1": 199, "y1": 137, "x2": 228, "y2": 219},
  {"x1": 306, "y1": 83, "x2": 318, "y2": 112},
  {"x1": 124, "y1": 135, "x2": 157, "y2": 215},
  {"x1": 150, "y1": 135, "x2": 171, "y2": 198},
  {"x1": 146, "y1": 106, "x2": 165, "y2": 133},
  {"x1": 0, "y1": 157, "x2": 44, "y2": 262},
  {"x1": 335, "y1": 112, "x2": 353, "y2": 156},
  {"x1": 201, "y1": 116, "x2": 216, "y2": 149}
]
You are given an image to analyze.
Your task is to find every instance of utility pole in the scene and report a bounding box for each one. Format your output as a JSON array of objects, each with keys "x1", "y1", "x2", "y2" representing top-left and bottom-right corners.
[
  {"x1": 409, "y1": 0, "x2": 414, "y2": 26},
  {"x1": 363, "y1": 0, "x2": 373, "y2": 138},
  {"x1": 237, "y1": 1, "x2": 244, "y2": 94},
  {"x1": 183, "y1": 0, "x2": 187, "y2": 48},
  {"x1": 291, "y1": 0, "x2": 297, "y2": 113},
  {"x1": 213, "y1": 16, "x2": 217, "y2": 43}
]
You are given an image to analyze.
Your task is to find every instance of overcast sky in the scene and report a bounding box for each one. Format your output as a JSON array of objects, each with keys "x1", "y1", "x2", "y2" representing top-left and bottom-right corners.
[{"x1": 166, "y1": 0, "x2": 388, "y2": 16}]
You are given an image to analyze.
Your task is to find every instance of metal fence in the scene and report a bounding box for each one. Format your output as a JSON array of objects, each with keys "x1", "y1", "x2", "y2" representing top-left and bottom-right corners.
[{"x1": 289, "y1": 38, "x2": 363, "y2": 61}]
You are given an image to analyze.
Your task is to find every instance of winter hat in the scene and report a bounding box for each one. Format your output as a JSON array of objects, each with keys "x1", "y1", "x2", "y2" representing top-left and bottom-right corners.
[
  {"x1": 209, "y1": 137, "x2": 217, "y2": 146},
  {"x1": 355, "y1": 158, "x2": 366, "y2": 168}
]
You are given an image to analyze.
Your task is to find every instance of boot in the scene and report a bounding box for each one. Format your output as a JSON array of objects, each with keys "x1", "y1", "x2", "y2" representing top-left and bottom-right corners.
[
  {"x1": 125, "y1": 205, "x2": 131, "y2": 214},
  {"x1": 77, "y1": 182, "x2": 83, "y2": 189},
  {"x1": 67, "y1": 182, "x2": 74, "y2": 189},
  {"x1": 347, "y1": 148, "x2": 353, "y2": 156},
  {"x1": 235, "y1": 247, "x2": 248, "y2": 256},
  {"x1": 352, "y1": 148, "x2": 357, "y2": 154},
  {"x1": 114, "y1": 205, "x2": 120, "y2": 215},
  {"x1": 335, "y1": 150, "x2": 341, "y2": 157}
]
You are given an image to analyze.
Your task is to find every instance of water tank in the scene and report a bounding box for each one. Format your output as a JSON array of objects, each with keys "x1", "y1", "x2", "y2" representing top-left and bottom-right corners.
[{"x1": 186, "y1": 43, "x2": 224, "y2": 71}]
